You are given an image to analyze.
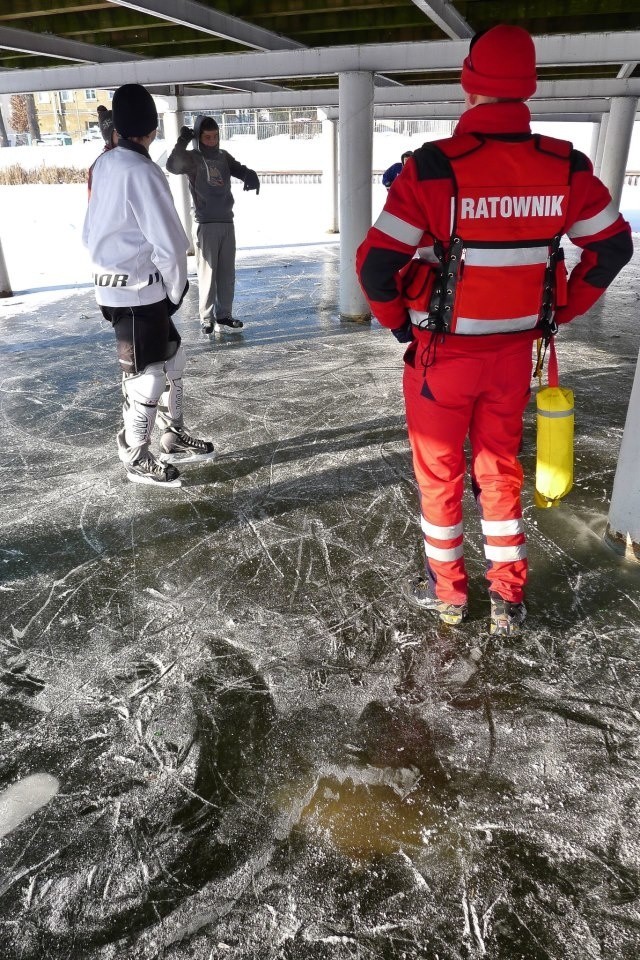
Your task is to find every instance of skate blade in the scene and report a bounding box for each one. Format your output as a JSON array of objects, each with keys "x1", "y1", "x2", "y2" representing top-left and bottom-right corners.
[
  {"x1": 214, "y1": 324, "x2": 243, "y2": 334},
  {"x1": 126, "y1": 471, "x2": 182, "y2": 488},
  {"x1": 159, "y1": 450, "x2": 216, "y2": 466}
]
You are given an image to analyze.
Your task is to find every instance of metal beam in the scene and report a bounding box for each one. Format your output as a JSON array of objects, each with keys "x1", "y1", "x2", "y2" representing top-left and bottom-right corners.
[
  {"x1": 158, "y1": 92, "x2": 604, "y2": 123},
  {"x1": 1, "y1": 32, "x2": 640, "y2": 95},
  {"x1": 0, "y1": 25, "x2": 142, "y2": 63},
  {"x1": 106, "y1": 0, "x2": 396, "y2": 87},
  {"x1": 618, "y1": 62, "x2": 638, "y2": 79},
  {"x1": 167, "y1": 77, "x2": 640, "y2": 114},
  {"x1": 107, "y1": 0, "x2": 303, "y2": 50},
  {"x1": 409, "y1": 0, "x2": 473, "y2": 40},
  {"x1": 372, "y1": 101, "x2": 611, "y2": 119},
  {"x1": 209, "y1": 79, "x2": 287, "y2": 93},
  {"x1": 0, "y1": 25, "x2": 283, "y2": 95}
]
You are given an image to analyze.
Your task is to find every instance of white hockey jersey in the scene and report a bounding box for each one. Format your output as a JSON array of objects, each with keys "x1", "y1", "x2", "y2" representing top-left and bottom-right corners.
[{"x1": 82, "y1": 141, "x2": 189, "y2": 308}]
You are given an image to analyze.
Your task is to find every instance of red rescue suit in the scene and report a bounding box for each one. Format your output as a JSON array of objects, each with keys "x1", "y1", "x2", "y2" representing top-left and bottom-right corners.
[
  {"x1": 357, "y1": 102, "x2": 632, "y2": 606},
  {"x1": 413, "y1": 133, "x2": 571, "y2": 336}
]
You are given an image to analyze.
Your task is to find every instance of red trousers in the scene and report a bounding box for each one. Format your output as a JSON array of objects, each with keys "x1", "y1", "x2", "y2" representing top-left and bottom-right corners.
[{"x1": 403, "y1": 334, "x2": 533, "y2": 605}]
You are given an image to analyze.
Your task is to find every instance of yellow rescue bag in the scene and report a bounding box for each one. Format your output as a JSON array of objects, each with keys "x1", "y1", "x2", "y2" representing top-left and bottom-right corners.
[{"x1": 535, "y1": 337, "x2": 574, "y2": 509}]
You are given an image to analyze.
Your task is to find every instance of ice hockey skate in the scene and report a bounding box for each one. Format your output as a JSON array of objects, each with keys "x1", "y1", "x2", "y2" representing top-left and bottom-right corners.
[
  {"x1": 126, "y1": 452, "x2": 182, "y2": 487},
  {"x1": 214, "y1": 317, "x2": 243, "y2": 332},
  {"x1": 159, "y1": 427, "x2": 216, "y2": 465}
]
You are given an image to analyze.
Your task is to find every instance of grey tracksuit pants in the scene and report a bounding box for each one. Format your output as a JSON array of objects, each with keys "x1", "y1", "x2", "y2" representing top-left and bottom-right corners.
[{"x1": 193, "y1": 220, "x2": 236, "y2": 323}]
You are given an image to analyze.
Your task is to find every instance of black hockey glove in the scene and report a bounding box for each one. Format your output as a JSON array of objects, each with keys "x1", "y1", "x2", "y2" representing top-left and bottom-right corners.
[
  {"x1": 391, "y1": 317, "x2": 413, "y2": 343},
  {"x1": 179, "y1": 126, "x2": 194, "y2": 143},
  {"x1": 243, "y1": 169, "x2": 260, "y2": 194},
  {"x1": 166, "y1": 280, "x2": 189, "y2": 316}
]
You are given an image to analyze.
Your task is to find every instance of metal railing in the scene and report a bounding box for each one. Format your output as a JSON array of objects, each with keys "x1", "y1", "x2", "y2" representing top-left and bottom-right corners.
[
  {"x1": 249, "y1": 171, "x2": 396, "y2": 184},
  {"x1": 373, "y1": 119, "x2": 455, "y2": 137},
  {"x1": 181, "y1": 116, "x2": 456, "y2": 142},
  {"x1": 258, "y1": 171, "x2": 323, "y2": 183}
]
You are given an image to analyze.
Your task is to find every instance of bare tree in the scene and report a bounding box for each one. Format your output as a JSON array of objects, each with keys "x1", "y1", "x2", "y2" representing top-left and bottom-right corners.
[
  {"x1": 0, "y1": 107, "x2": 8, "y2": 147},
  {"x1": 10, "y1": 95, "x2": 28, "y2": 144},
  {"x1": 26, "y1": 94, "x2": 41, "y2": 142}
]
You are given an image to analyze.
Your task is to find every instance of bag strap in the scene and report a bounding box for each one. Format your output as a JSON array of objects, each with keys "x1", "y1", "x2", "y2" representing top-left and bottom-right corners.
[
  {"x1": 534, "y1": 335, "x2": 559, "y2": 387},
  {"x1": 547, "y1": 336, "x2": 559, "y2": 388}
]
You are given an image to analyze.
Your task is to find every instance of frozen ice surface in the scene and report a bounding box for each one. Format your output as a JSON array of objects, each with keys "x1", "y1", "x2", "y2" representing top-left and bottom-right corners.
[{"x1": 0, "y1": 234, "x2": 639, "y2": 960}]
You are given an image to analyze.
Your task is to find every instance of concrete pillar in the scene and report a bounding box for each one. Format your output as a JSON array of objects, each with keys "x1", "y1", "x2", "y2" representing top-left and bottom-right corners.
[
  {"x1": 319, "y1": 110, "x2": 338, "y2": 233},
  {"x1": 599, "y1": 97, "x2": 638, "y2": 208},
  {"x1": 338, "y1": 71, "x2": 374, "y2": 322},
  {"x1": 589, "y1": 121, "x2": 600, "y2": 166},
  {"x1": 162, "y1": 107, "x2": 193, "y2": 252},
  {"x1": 0, "y1": 240, "x2": 12, "y2": 297},
  {"x1": 594, "y1": 113, "x2": 609, "y2": 177},
  {"x1": 605, "y1": 350, "x2": 640, "y2": 562}
]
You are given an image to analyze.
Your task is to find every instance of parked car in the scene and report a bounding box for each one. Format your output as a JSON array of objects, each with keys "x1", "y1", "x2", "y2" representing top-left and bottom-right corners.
[
  {"x1": 82, "y1": 127, "x2": 103, "y2": 142},
  {"x1": 38, "y1": 133, "x2": 73, "y2": 146}
]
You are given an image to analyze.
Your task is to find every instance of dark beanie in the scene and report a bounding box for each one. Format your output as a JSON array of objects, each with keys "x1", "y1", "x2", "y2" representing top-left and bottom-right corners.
[
  {"x1": 112, "y1": 83, "x2": 158, "y2": 138},
  {"x1": 197, "y1": 115, "x2": 219, "y2": 133},
  {"x1": 461, "y1": 25, "x2": 537, "y2": 100},
  {"x1": 97, "y1": 105, "x2": 114, "y2": 144}
]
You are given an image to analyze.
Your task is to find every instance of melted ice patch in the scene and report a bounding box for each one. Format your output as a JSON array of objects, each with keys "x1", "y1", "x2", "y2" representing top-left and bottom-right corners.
[{"x1": 0, "y1": 773, "x2": 60, "y2": 838}]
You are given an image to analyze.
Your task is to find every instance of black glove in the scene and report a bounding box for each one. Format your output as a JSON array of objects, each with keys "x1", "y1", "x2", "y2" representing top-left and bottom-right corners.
[
  {"x1": 166, "y1": 280, "x2": 189, "y2": 317},
  {"x1": 390, "y1": 318, "x2": 413, "y2": 343},
  {"x1": 179, "y1": 126, "x2": 194, "y2": 143},
  {"x1": 243, "y1": 169, "x2": 260, "y2": 194}
]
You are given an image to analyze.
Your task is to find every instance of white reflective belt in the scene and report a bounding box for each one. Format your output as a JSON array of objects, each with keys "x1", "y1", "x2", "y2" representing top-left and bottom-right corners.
[
  {"x1": 567, "y1": 201, "x2": 619, "y2": 239},
  {"x1": 481, "y1": 518, "x2": 525, "y2": 536},
  {"x1": 373, "y1": 210, "x2": 424, "y2": 246},
  {"x1": 455, "y1": 314, "x2": 539, "y2": 335},
  {"x1": 425, "y1": 542, "x2": 465, "y2": 563},
  {"x1": 421, "y1": 516, "x2": 464, "y2": 540},
  {"x1": 465, "y1": 247, "x2": 548, "y2": 268},
  {"x1": 538, "y1": 408, "x2": 573, "y2": 418},
  {"x1": 484, "y1": 544, "x2": 528, "y2": 562},
  {"x1": 416, "y1": 245, "x2": 440, "y2": 264}
]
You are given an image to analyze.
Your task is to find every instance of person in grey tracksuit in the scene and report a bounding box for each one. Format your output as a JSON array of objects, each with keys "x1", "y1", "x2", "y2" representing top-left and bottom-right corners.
[{"x1": 166, "y1": 115, "x2": 260, "y2": 334}]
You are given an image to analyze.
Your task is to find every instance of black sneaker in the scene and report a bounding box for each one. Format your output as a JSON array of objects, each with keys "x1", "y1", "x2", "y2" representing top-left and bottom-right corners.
[
  {"x1": 489, "y1": 592, "x2": 527, "y2": 636},
  {"x1": 201, "y1": 320, "x2": 214, "y2": 335},
  {"x1": 126, "y1": 453, "x2": 181, "y2": 487},
  {"x1": 214, "y1": 317, "x2": 243, "y2": 331},
  {"x1": 406, "y1": 577, "x2": 468, "y2": 626},
  {"x1": 159, "y1": 428, "x2": 216, "y2": 465}
]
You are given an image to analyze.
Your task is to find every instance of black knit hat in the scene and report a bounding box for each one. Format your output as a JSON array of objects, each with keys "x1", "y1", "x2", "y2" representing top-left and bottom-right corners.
[
  {"x1": 97, "y1": 105, "x2": 114, "y2": 144},
  {"x1": 112, "y1": 83, "x2": 158, "y2": 138},
  {"x1": 198, "y1": 116, "x2": 219, "y2": 132}
]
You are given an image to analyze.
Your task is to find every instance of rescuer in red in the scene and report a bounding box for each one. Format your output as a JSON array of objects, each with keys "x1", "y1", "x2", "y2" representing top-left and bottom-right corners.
[{"x1": 356, "y1": 24, "x2": 633, "y2": 635}]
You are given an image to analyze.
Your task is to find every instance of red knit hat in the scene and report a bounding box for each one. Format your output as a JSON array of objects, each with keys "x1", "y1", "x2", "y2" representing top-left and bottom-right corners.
[{"x1": 461, "y1": 25, "x2": 537, "y2": 100}]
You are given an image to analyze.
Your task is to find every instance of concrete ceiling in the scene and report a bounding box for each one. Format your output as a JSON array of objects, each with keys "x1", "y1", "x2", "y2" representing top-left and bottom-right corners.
[{"x1": 0, "y1": 0, "x2": 639, "y2": 105}]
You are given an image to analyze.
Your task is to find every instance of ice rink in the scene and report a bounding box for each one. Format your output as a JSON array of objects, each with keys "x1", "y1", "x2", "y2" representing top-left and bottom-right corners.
[{"x1": 0, "y1": 174, "x2": 640, "y2": 958}]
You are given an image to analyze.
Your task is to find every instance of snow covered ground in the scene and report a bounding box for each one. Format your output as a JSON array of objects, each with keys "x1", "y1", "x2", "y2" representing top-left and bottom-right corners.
[
  {"x1": 2, "y1": 118, "x2": 639, "y2": 172},
  {"x1": 0, "y1": 122, "x2": 639, "y2": 296}
]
